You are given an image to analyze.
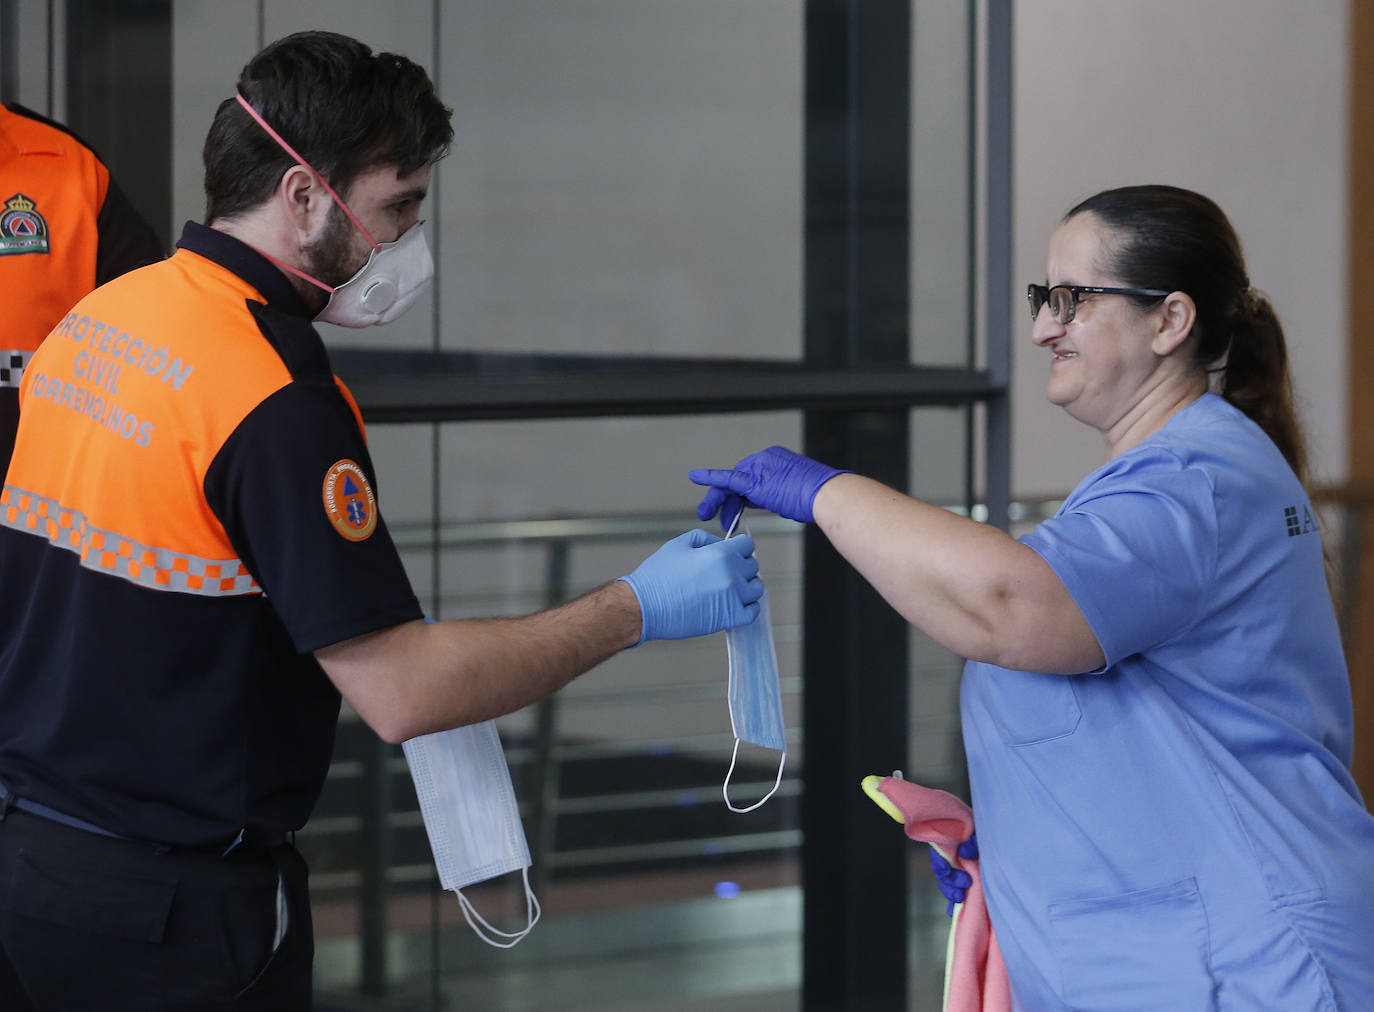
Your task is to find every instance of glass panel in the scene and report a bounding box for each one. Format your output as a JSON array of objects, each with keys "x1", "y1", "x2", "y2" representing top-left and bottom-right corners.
[
  {"x1": 433, "y1": 1, "x2": 803, "y2": 360},
  {"x1": 908, "y1": 404, "x2": 974, "y2": 1004},
  {"x1": 300, "y1": 406, "x2": 977, "y2": 1007},
  {"x1": 170, "y1": 1, "x2": 808, "y2": 362},
  {"x1": 307, "y1": 413, "x2": 808, "y2": 1009},
  {"x1": 170, "y1": 4, "x2": 259, "y2": 239},
  {"x1": 2, "y1": 0, "x2": 54, "y2": 111},
  {"x1": 911, "y1": 0, "x2": 975, "y2": 368}
]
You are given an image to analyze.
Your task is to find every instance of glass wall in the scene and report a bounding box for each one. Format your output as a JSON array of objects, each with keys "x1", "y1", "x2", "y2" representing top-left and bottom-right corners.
[
  {"x1": 314, "y1": 415, "x2": 810, "y2": 1010},
  {"x1": 300, "y1": 407, "x2": 976, "y2": 1010},
  {"x1": 2, "y1": 1, "x2": 1006, "y2": 1007}
]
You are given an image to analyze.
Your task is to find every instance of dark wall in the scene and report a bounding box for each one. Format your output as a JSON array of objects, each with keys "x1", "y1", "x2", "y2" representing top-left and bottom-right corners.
[{"x1": 65, "y1": 0, "x2": 172, "y2": 250}]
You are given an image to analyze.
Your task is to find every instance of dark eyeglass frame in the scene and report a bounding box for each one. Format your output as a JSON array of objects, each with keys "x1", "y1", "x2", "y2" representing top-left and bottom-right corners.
[{"x1": 1026, "y1": 283, "x2": 1171, "y2": 324}]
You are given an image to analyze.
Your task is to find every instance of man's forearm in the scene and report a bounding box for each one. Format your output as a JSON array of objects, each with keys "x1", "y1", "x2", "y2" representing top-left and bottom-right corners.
[{"x1": 315, "y1": 580, "x2": 642, "y2": 743}]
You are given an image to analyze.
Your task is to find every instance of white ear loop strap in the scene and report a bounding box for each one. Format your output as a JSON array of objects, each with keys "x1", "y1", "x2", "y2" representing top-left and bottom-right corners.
[
  {"x1": 724, "y1": 740, "x2": 787, "y2": 814},
  {"x1": 724, "y1": 507, "x2": 744, "y2": 540},
  {"x1": 455, "y1": 866, "x2": 543, "y2": 948}
]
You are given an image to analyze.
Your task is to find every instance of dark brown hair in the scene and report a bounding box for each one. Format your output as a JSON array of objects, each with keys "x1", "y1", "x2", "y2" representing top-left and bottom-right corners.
[
  {"x1": 202, "y1": 31, "x2": 453, "y2": 223},
  {"x1": 1066, "y1": 185, "x2": 1309, "y2": 484}
]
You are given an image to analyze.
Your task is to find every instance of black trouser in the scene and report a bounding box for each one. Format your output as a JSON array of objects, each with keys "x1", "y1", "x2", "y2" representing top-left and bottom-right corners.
[{"x1": 0, "y1": 806, "x2": 313, "y2": 1010}]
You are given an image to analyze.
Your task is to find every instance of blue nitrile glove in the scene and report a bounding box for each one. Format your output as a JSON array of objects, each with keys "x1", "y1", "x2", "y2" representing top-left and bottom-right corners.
[
  {"x1": 618, "y1": 529, "x2": 763, "y2": 645},
  {"x1": 929, "y1": 845, "x2": 973, "y2": 917},
  {"x1": 689, "y1": 445, "x2": 847, "y2": 529}
]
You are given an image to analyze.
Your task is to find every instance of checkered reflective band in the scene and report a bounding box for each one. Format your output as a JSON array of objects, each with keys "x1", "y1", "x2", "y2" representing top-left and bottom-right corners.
[
  {"x1": 0, "y1": 484, "x2": 261, "y2": 596},
  {"x1": 0, "y1": 350, "x2": 31, "y2": 388}
]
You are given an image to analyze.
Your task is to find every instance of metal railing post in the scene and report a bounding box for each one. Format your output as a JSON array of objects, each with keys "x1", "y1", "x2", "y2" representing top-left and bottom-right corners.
[
  {"x1": 360, "y1": 738, "x2": 393, "y2": 996},
  {"x1": 528, "y1": 537, "x2": 571, "y2": 897}
]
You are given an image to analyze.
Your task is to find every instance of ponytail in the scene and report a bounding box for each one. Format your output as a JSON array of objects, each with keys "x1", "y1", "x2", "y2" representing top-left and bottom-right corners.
[{"x1": 1215, "y1": 289, "x2": 1309, "y2": 486}]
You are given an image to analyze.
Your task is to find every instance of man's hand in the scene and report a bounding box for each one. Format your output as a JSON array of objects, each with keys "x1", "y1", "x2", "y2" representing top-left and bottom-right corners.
[{"x1": 618, "y1": 529, "x2": 763, "y2": 644}]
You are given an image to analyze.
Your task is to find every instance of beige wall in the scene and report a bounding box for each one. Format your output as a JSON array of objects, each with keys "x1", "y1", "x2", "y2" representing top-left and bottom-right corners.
[{"x1": 1012, "y1": 0, "x2": 1349, "y2": 497}]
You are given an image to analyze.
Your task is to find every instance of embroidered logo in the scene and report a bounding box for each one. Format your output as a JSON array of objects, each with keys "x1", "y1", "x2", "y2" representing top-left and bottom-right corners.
[
  {"x1": 322, "y1": 459, "x2": 377, "y2": 542},
  {"x1": 0, "y1": 193, "x2": 50, "y2": 255},
  {"x1": 1283, "y1": 504, "x2": 1316, "y2": 538}
]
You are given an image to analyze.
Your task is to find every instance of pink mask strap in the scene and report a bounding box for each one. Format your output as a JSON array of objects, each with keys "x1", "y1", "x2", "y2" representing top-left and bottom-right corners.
[
  {"x1": 255, "y1": 248, "x2": 337, "y2": 295},
  {"x1": 235, "y1": 91, "x2": 381, "y2": 252}
]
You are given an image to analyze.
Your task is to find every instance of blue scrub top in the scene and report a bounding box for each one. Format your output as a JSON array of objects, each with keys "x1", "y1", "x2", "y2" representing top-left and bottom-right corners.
[{"x1": 962, "y1": 393, "x2": 1374, "y2": 1010}]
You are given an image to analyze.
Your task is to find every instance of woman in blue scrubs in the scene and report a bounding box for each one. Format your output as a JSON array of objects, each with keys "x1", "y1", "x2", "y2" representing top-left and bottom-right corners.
[{"x1": 690, "y1": 185, "x2": 1374, "y2": 1010}]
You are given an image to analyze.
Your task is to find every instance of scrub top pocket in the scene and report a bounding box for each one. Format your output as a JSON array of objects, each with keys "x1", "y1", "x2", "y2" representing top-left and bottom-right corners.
[
  {"x1": 975, "y1": 666, "x2": 1082, "y2": 746},
  {"x1": 1048, "y1": 876, "x2": 1216, "y2": 1011}
]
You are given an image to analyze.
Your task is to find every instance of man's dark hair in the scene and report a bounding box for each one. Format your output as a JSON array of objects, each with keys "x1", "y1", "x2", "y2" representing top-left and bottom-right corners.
[{"x1": 202, "y1": 31, "x2": 453, "y2": 222}]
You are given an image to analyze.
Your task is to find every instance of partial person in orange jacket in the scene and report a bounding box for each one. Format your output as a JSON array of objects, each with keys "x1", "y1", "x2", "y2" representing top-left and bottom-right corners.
[
  {"x1": 0, "y1": 101, "x2": 163, "y2": 476},
  {"x1": 0, "y1": 31, "x2": 762, "y2": 1010}
]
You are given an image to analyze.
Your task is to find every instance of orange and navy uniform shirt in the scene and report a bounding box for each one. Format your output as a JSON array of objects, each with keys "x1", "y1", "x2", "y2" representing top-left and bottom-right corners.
[
  {"x1": 0, "y1": 102, "x2": 163, "y2": 475},
  {"x1": 0, "y1": 221, "x2": 422, "y2": 849}
]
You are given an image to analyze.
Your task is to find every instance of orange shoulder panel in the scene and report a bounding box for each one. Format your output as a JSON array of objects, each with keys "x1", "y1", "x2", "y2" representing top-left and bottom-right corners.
[
  {"x1": 0, "y1": 105, "x2": 110, "y2": 352},
  {"x1": 8, "y1": 247, "x2": 292, "y2": 563}
]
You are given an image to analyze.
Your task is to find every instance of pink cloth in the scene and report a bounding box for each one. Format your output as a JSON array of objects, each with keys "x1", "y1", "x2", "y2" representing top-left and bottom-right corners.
[{"x1": 870, "y1": 776, "x2": 1011, "y2": 1012}]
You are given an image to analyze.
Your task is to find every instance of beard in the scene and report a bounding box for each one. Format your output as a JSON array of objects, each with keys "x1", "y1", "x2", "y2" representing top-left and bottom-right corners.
[{"x1": 301, "y1": 204, "x2": 368, "y2": 297}]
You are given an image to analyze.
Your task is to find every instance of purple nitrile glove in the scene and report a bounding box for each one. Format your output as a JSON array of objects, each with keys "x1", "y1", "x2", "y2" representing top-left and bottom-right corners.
[
  {"x1": 929, "y1": 844, "x2": 973, "y2": 917},
  {"x1": 618, "y1": 529, "x2": 763, "y2": 645},
  {"x1": 957, "y1": 832, "x2": 979, "y2": 862},
  {"x1": 689, "y1": 445, "x2": 847, "y2": 529}
]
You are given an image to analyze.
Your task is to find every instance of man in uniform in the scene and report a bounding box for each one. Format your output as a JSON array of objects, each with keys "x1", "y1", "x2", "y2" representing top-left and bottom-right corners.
[
  {"x1": 0, "y1": 100, "x2": 163, "y2": 476},
  {"x1": 0, "y1": 32, "x2": 762, "y2": 1009}
]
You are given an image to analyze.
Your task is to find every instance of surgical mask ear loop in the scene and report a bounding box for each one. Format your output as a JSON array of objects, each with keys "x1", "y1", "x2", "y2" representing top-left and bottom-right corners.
[
  {"x1": 722, "y1": 510, "x2": 787, "y2": 814},
  {"x1": 455, "y1": 867, "x2": 543, "y2": 949},
  {"x1": 724, "y1": 740, "x2": 787, "y2": 814},
  {"x1": 723, "y1": 508, "x2": 744, "y2": 541}
]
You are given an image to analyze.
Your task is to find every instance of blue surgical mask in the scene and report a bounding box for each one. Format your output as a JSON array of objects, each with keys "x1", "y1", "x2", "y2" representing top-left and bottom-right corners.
[
  {"x1": 722, "y1": 513, "x2": 787, "y2": 812},
  {"x1": 402, "y1": 715, "x2": 541, "y2": 947}
]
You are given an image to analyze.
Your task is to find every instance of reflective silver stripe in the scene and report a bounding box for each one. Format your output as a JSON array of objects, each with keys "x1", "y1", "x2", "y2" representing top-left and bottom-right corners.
[
  {"x1": 0, "y1": 350, "x2": 31, "y2": 389},
  {"x1": 0, "y1": 483, "x2": 260, "y2": 597}
]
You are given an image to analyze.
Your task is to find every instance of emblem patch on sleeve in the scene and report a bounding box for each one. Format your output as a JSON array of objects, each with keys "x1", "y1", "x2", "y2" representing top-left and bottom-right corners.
[
  {"x1": 0, "y1": 193, "x2": 49, "y2": 255},
  {"x1": 322, "y1": 459, "x2": 378, "y2": 541}
]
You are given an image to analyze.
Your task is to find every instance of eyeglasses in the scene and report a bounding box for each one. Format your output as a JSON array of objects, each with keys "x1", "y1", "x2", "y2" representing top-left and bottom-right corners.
[{"x1": 1027, "y1": 283, "x2": 1170, "y2": 324}]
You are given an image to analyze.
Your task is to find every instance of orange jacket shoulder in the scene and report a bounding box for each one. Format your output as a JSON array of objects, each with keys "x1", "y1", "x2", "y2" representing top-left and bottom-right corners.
[
  {"x1": 0, "y1": 104, "x2": 110, "y2": 351},
  {"x1": 11, "y1": 247, "x2": 295, "y2": 556}
]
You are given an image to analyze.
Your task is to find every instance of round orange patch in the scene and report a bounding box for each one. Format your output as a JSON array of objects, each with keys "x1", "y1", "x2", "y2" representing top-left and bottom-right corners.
[{"x1": 322, "y1": 459, "x2": 378, "y2": 542}]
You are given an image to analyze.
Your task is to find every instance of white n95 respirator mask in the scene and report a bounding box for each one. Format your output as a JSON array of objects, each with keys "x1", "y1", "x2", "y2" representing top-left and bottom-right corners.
[{"x1": 315, "y1": 221, "x2": 433, "y2": 328}]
